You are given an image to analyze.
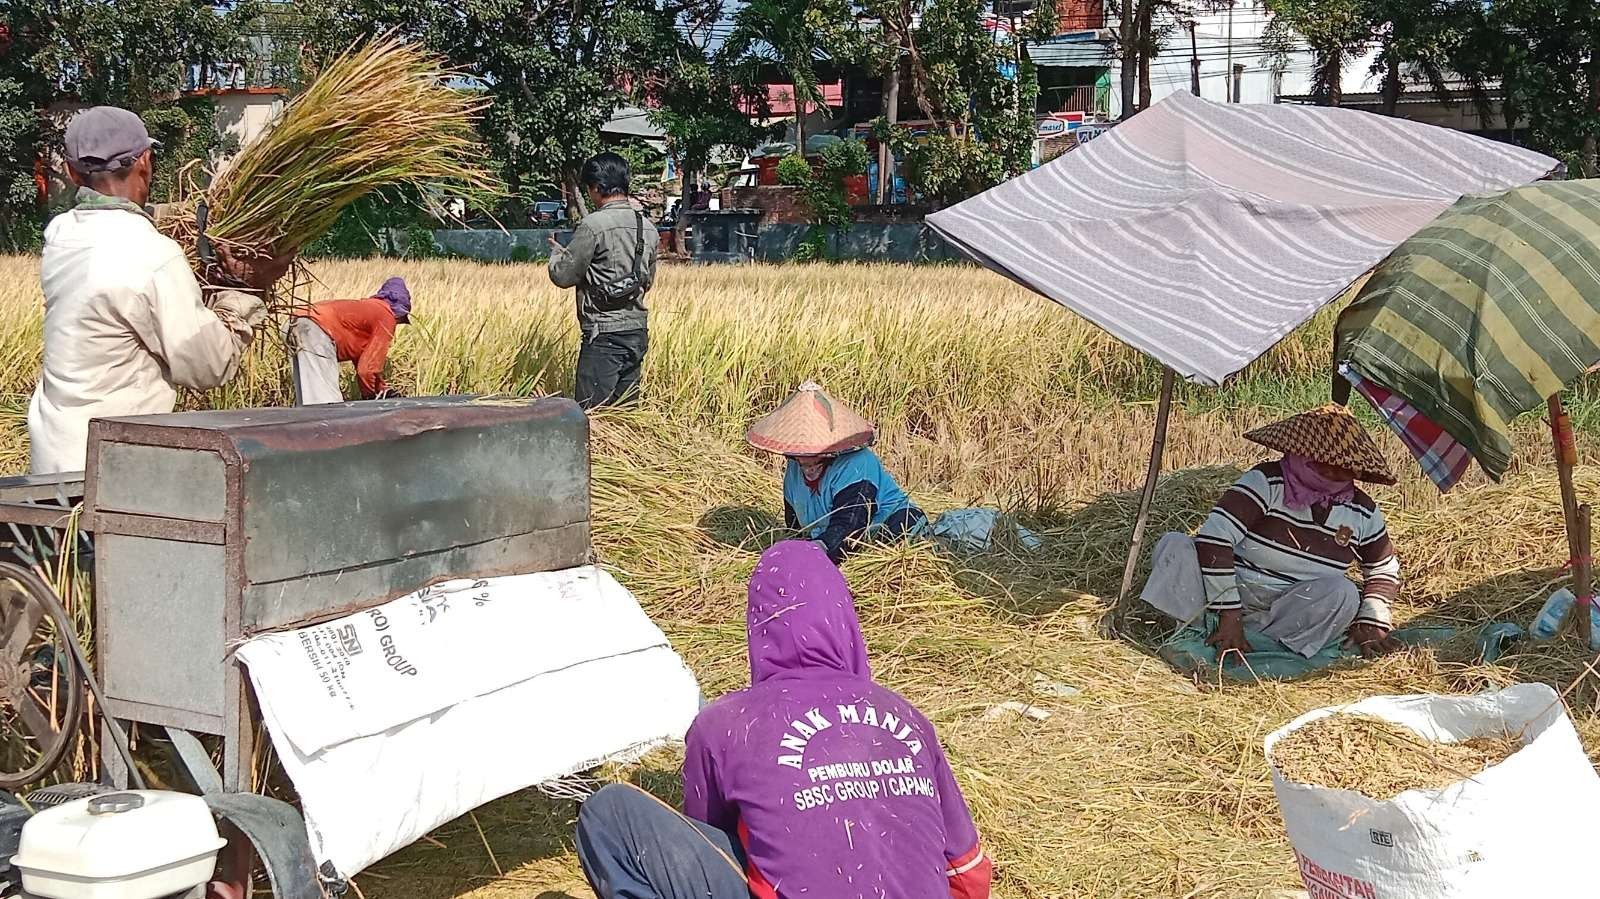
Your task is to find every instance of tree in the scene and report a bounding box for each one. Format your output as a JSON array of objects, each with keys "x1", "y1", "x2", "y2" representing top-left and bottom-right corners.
[
  {"x1": 618, "y1": 0, "x2": 769, "y2": 249},
  {"x1": 1263, "y1": 0, "x2": 1371, "y2": 105},
  {"x1": 1113, "y1": 0, "x2": 1214, "y2": 117},
  {"x1": 0, "y1": 0, "x2": 261, "y2": 249},
  {"x1": 26, "y1": 0, "x2": 259, "y2": 108},
  {"x1": 647, "y1": 58, "x2": 769, "y2": 251},
  {"x1": 0, "y1": 77, "x2": 43, "y2": 250},
  {"x1": 1263, "y1": 0, "x2": 1481, "y2": 112},
  {"x1": 304, "y1": 0, "x2": 681, "y2": 222},
  {"x1": 1453, "y1": 0, "x2": 1600, "y2": 174},
  {"x1": 885, "y1": 0, "x2": 1050, "y2": 205},
  {"x1": 721, "y1": 0, "x2": 863, "y2": 150}
]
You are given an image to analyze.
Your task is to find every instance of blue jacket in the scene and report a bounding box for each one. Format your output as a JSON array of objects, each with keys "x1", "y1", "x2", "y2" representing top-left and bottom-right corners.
[{"x1": 783, "y1": 448, "x2": 924, "y2": 562}]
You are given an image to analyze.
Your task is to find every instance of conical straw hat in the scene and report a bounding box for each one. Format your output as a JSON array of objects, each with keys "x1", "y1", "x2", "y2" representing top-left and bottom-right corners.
[
  {"x1": 1243, "y1": 403, "x2": 1396, "y2": 485},
  {"x1": 746, "y1": 382, "x2": 877, "y2": 456}
]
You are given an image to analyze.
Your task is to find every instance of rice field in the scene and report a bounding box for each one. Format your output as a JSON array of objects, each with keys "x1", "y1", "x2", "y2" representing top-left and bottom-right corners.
[{"x1": 2, "y1": 255, "x2": 1599, "y2": 898}]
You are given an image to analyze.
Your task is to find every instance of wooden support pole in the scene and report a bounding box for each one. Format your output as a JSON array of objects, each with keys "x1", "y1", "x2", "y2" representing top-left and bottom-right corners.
[
  {"x1": 1578, "y1": 505, "x2": 1593, "y2": 647},
  {"x1": 1117, "y1": 367, "x2": 1177, "y2": 611},
  {"x1": 1549, "y1": 394, "x2": 1589, "y2": 643}
]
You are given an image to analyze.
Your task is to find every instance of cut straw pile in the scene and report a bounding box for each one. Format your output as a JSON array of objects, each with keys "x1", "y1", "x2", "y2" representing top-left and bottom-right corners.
[
  {"x1": 160, "y1": 36, "x2": 497, "y2": 304},
  {"x1": 1272, "y1": 714, "x2": 1521, "y2": 799}
]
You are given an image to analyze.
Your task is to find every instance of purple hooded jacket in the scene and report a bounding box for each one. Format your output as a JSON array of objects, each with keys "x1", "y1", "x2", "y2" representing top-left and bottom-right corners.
[{"x1": 683, "y1": 541, "x2": 989, "y2": 899}]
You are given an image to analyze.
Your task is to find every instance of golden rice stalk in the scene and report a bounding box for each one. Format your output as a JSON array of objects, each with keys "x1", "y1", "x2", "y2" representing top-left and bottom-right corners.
[
  {"x1": 1270, "y1": 713, "x2": 1521, "y2": 799},
  {"x1": 161, "y1": 34, "x2": 498, "y2": 296}
]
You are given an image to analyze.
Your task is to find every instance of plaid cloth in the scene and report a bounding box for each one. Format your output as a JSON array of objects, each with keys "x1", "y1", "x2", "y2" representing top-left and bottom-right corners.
[
  {"x1": 1335, "y1": 181, "x2": 1600, "y2": 482},
  {"x1": 1343, "y1": 364, "x2": 1472, "y2": 492}
]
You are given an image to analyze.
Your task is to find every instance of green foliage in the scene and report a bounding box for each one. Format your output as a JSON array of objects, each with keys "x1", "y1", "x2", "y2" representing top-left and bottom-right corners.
[
  {"x1": 721, "y1": 0, "x2": 866, "y2": 142},
  {"x1": 509, "y1": 244, "x2": 535, "y2": 263},
  {"x1": 22, "y1": 0, "x2": 261, "y2": 108},
  {"x1": 902, "y1": 135, "x2": 1009, "y2": 207},
  {"x1": 818, "y1": 138, "x2": 869, "y2": 177},
  {"x1": 303, "y1": 188, "x2": 440, "y2": 259},
  {"x1": 1263, "y1": 0, "x2": 1378, "y2": 102},
  {"x1": 0, "y1": 0, "x2": 260, "y2": 244},
  {"x1": 789, "y1": 225, "x2": 831, "y2": 262},
  {"x1": 0, "y1": 78, "x2": 42, "y2": 251},
  {"x1": 645, "y1": 51, "x2": 769, "y2": 204},
  {"x1": 303, "y1": 0, "x2": 700, "y2": 220},
  {"x1": 850, "y1": 0, "x2": 1049, "y2": 207},
  {"x1": 1461, "y1": 0, "x2": 1600, "y2": 174},
  {"x1": 613, "y1": 140, "x2": 665, "y2": 183},
  {"x1": 775, "y1": 154, "x2": 849, "y2": 228},
  {"x1": 140, "y1": 98, "x2": 239, "y2": 204},
  {"x1": 877, "y1": 0, "x2": 1039, "y2": 206},
  {"x1": 1262, "y1": 0, "x2": 1598, "y2": 169},
  {"x1": 775, "y1": 154, "x2": 814, "y2": 186}
]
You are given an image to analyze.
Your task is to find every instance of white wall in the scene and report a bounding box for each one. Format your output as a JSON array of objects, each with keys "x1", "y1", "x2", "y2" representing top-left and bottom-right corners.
[
  {"x1": 43, "y1": 91, "x2": 286, "y2": 205},
  {"x1": 212, "y1": 91, "x2": 285, "y2": 162},
  {"x1": 1106, "y1": 2, "x2": 1380, "y2": 116}
]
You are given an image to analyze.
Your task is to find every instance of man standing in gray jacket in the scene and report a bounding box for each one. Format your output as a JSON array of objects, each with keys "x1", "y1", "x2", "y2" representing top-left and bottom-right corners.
[{"x1": 548, "y1": 152, "x2": 659, "y2": 410}]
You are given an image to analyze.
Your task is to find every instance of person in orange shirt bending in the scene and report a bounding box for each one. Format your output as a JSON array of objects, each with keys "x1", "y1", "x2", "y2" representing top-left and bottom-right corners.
[{"x1": 288, "y1": 277, "x2": 410, "y2": 404}]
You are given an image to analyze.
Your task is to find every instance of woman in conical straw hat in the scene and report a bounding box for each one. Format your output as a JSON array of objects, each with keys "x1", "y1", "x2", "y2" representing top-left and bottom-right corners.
[
  {"x1": 1139, "y1": 404, "x2": 1406, "y2": 678},
  {"x1": 746, "y1": 382, "x2": 927, "y2": 564}
]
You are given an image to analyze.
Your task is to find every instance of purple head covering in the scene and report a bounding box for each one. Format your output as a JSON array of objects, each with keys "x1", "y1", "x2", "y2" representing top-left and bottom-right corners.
[
  {"x1": 680, "y1": 539, "x2": 985, "y2": 897},
  {"x1": 1281, "y1": 453, "x2": 1356, "y2": 510},
  {"x1": 746, "y1": 540, "x2": 870, "y2": 684},
  {"x1": 374, "y1": 277, "x2": 411, "y2": 323}
]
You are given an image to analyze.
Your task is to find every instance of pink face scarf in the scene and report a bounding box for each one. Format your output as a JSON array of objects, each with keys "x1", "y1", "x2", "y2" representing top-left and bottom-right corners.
[{"x1": 1281, "y1": 454, "x2": 1356, "y2": 510}]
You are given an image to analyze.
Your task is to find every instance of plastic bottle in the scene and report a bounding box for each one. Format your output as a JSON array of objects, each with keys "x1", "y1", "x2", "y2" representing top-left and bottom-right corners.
[{"x1": 1531, "y1": 587, "x2": 1576, "y2": 640}]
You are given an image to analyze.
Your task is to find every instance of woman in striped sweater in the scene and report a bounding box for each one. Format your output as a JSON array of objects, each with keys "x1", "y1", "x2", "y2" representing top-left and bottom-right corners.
[{"x1": 1142, "y1": 405, "x2": 1404, "y2": 671}]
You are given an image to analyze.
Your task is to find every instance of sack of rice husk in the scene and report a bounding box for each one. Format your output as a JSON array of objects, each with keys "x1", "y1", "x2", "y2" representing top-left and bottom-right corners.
[{"x1": 1264, "y1": 683, "x2": 1600, "y2": 899}]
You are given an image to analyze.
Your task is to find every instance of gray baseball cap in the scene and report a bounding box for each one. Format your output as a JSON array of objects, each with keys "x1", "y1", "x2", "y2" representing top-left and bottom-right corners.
[{"x1": 63, "y1": 106, "x2": 161, "y2": 173}]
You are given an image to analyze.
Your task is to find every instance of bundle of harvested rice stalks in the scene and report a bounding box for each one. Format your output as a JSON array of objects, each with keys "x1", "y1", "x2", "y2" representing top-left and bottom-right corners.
[
  {"x1": 1271, "y1": 713, "x2": 1521, "y2": 799},
  {"x1": 160, "y1": 35, "x2": 498, "y2": 305}
]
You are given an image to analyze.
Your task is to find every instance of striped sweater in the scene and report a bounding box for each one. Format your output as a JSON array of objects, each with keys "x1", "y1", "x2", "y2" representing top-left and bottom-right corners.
[{"x1": 1194, "y1": 462, "x2": 1399, "y2": 631}]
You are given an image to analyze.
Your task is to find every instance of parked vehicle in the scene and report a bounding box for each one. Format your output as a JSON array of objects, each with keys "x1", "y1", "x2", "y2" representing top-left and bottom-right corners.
[{"x1": 532, "y1": 200, "x2": 568, "y2": 225}]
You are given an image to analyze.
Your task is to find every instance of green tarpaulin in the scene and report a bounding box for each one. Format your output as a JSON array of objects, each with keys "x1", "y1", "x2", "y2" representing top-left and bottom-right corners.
[{"x1": 1335, "y1": 180, "x2": 1600, "y2": 481}]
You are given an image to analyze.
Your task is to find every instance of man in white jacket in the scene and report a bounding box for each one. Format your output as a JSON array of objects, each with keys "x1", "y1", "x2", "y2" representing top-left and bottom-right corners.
[{"x1": 28, "y1": 107, "x2": 271, "y2": 474}]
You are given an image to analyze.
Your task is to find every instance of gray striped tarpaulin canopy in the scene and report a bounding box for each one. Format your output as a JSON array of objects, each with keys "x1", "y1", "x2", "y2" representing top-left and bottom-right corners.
[
  {"x1": 1335, "y1": 180, "x2": 1600, "y2": 482},
  {"x1": 925, "y1": 91, "x2": 1556, "y2": 386}
]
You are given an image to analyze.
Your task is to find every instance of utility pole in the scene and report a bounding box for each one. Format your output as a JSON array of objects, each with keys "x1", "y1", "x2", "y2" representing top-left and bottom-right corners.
[
  {"x1": 1233, "y1": 63, "x2": 1245, "y2": 103},
  {"x1": 1120, "y1": 0, "x2": 1136, "y2": 119},
  {"x1": 1012, "y1": 12, "x2": 1022, "y2": 111},
  {"x1": 1189, "y1": 20, "x2": 1200, "y2": 97},
  {"x1": 1225, "y1": 0, "x2": 1235, "y2": 101}
]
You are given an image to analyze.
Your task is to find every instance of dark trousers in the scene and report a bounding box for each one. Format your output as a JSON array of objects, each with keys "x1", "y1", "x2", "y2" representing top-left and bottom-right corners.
[
  {"x1": 883, "y1": 506, "x2": 928, "y2": 539},
  {"x1": 575, "y1": 784, "x2": 750, "y2": 899},
  {"x1": 576, "y1": 329, "x2": 649, "y2": 411}
]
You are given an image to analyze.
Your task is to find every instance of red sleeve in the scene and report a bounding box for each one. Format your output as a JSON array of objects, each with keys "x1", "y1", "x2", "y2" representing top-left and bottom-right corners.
[
  {"x1": 931, "y1": 732, "x2": 990, "y2": 899},
  {"x1": 353, "y1": 301, "x2": 396, "y2": 398},
  {"x1": 947, "y1": 843, "x2": 992, "y2": 899}
]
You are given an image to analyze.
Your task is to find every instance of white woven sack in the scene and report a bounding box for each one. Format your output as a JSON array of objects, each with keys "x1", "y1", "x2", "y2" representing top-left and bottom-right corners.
[{"x1": 1265, "y1": 683, "x2": 1600, "y2": 899}]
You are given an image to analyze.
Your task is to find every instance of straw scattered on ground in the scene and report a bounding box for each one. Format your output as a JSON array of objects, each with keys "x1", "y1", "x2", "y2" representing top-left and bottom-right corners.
[
  {"x1": 3, "y1": 256, "x2": 1600, "y2": 898},
  {"x1": 1271, "y1": 713, "x2": 1522, "y2": 799}
]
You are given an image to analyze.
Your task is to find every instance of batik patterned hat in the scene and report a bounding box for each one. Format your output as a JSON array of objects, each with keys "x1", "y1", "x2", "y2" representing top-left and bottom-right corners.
[
  {"x1": 1243, "y1": 403, "x2": 1397, "y2": 485},
  {"x1": 745, "y1": 381, "x2": 876, "y2": 456}
]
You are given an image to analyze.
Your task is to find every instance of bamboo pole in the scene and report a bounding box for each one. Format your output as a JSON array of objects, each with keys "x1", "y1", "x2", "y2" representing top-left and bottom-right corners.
[
  {"x1": 1549, "y1": 394, "x2": 1589, "y2": 643},
  {"x1": 1578, "y1": 504, "x2": 1593, "y2": 647},
  {"x1": 1117, "y1": 367, "x2": 1177, "y2": 611}
]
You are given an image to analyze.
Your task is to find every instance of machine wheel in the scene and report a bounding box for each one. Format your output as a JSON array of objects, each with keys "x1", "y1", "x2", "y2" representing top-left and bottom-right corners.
[{"x1": 0, "y1": 563, "x2": 83, "y2": 790}]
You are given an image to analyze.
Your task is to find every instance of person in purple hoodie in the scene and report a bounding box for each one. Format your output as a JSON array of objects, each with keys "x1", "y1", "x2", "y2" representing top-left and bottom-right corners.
[{"x1": 575, "y1": 540, "x2": 992, "y2": 899}]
